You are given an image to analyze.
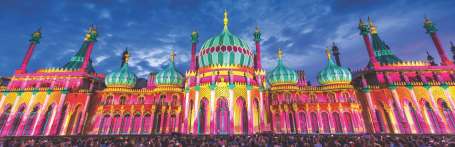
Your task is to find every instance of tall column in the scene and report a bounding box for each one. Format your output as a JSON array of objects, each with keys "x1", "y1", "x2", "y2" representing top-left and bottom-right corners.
[
  {"x1": 228, "y1": 87, "x2": 234, "y2": 134},
  {"x1": 192, "y1": 90, "x2": 199, "y2": 134},
  {"x1": 80, "y1": 26, "x2": 97, "y2": 71},
  {"x1": 76, "y1": 94, "x2": 92, "y2": 134},
  {"x1": 253, "y1": 26, "x2": 262, "y2": 69},
  {"x1": 247, "y1": 89, "x2": 253, "y2": 134},
  {"x1": 259, "y1": 91, "x2": 265, "y2": 131},
  {"x1": 16, "y1": 28, "x2": 42, "y2": 74},
  {"x1": 210, "y1": 88, "x2": 215, "y2": 135},
  {"x1": 0, "y1": 92, "x2": 9, "y2": 110},
  {"x1": 358, "y1": 19, "x2": 380, "y2": 67},
  {"x1": 190, "y1": 31, "x2": 198, "y2": 70},
  {"x1": 424, "y1": 17, "x2": 453, "y2": 65},
  {"x1": 183, "y1": 92, "x2": 190, "y2": 133},
  {"x1": 31, "y1": 92, "x2": 51, "y2": 135}
]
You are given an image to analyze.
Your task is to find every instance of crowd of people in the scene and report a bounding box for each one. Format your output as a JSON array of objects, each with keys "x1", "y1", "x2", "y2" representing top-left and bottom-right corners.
[{"x1": 0, "y1": 134, "x2": 454, "y2": 147}]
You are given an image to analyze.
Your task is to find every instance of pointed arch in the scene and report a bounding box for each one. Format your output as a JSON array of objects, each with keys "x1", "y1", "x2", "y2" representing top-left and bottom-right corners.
[
  {"x1": 38, "y1": 104, "x2": 54, "y2": 135},
  {"x1": 310, "y1": 112, "x2": 318, "y2": 133},
  {"x1": 9, "y1": 104, "x2": 26, "y2": 136},
  {"x1": 216, "y1": 97, "x2": 229, "y2": 134},
  {"x1": 65, "y1": 105, "x2": 81, "y2": 135},
  {"x1": 55, "y1": 104, "x2": 68, "y2": 135},
  {"x1": 141, "y1": 113, "x2": 151, "y2": 134},
  {"x1": 424, "y1": 101, "x2": 441, "y2": 133},
  {"x1": 408, "y1": 103, "x2": 423, "y2": 133},
  {"x1": 236, "y1": 97, "x2": 248, "y2": 134},
  {"x1": 197, "y1": 97, "x2": 208, "y2": 135},
  {"x1": 121, "y1": 113, "x2": 131, "y2": 134},
  {"x1": 321, "y1": 112, "x2": 330, "y2": 133},
  {"x1": 253, "y1": 98, "x2": 260, "y2": 132},
  {"x1": 298, "y1": 112, "x2": 307, "y2": 133},
  {"x1": 23, "y1": 104, "x2": 40, "y2": 135},
  {"x1": 131, "y1": 113, "x2": 141, "y2": 134},
  {"x1": 0, "y1": 104, "x2": 12, "y2": 133},
  {"x1": 344, "y1": 112, "x2": 354, "y2": 133},
  {"x1": 438, "y1": 99, "x2": 455, "y2": 132},
  {"x1": 333, "y1": 112, "x2": 342, "y2": 133}
]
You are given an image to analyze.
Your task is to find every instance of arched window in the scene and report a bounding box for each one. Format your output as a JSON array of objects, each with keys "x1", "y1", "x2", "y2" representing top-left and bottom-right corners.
[
  {"x1": 121, "y1": 114, "x2": 131, "y2": 134},
  {"x1": 321, "y1": 112, "x2": 330, "y2": 133},
  {"x1": 172, "y1": 95, "x2": 178, "y2": 106},
  {"x1": 333, "y1": 112, "x2": 343, "y2": 133},
  {"x1": 344, "y1": 112, "x2": 354, "y2": 133},
  {"x1": 105, "y1": 96, "x2": 113, "y2": 105},
  {"x1": 131, "y1": 113, "x2": 141, "y2": 134},
  {"x1": 310, "y1": 112, "x2": 318, "y2": 133},
  {"x1": 0, "y1": 105, "x2": 12, "y2": 133},
  {"x1": 375, "y1": 110, "x2": 385, "y2": 133},
  {"x1": 9, "y1": 104, "x2": 26, "y2": 136},
  {"x1": 274, "y1": 113, "x2": 281, "y2": 133},
  {"x1": 98, "y1": 114, "x2": 111, "y2": 135},
  {"x1": 119, "y1": 96, "x2": 126, "y2": 105},
  {"x1": 110, "y1": 114, "x2": 121, "y2": 134},
  {"x1": 343, "y1": 93, "x2": 350, "y2": 102},
  {"x1": 408, "y1": 103, "x2": 422, "y2": 133},
  {"x1": 159, "y1": 95, "x2": 166, "y2": 105},
  {"x1": 55, "y1": 104, "x2": 68, "y2": 135},
  {"x1": 23, "y1": 105, "x2": 40, "y2": 135},
  {"x1": 216, "y1": 98, "x2": 229, "y2": 134},
  {"x1": 142, "y1": 114, "x2": 151, "y2": 134},
  {"x1": 425, "y1": 102, "x2": 441, "y2": 133},
  {"x1": 39, "y1": 105, "x2": 54, "y2": 135},
  {"x1": 299, "y1": 112, "x2": 307, "y2": 133},
  {"x1": 441, "y1": 101, "x2": 455, "y2": 131},
  {"x1": 328, "y1": 94, "x2": 336, "y2": 103}
]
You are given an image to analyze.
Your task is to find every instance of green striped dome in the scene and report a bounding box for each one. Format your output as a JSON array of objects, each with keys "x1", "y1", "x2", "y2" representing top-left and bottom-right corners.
[
  {"x1": 155, "y1": 56, "x2": 184, "y2": 85},
  {"x1": 105, "y1": 63, "x2": 137, "y2": 88},
  {"x1": 198, "y1": 28, "x2": 254, "y2": 68},
  {"x1": 267, "y1": 50, "x2": 298, "y2": 85},
  {"x1": 317, "y1": 54, "x2": 352, "y2": 85}
]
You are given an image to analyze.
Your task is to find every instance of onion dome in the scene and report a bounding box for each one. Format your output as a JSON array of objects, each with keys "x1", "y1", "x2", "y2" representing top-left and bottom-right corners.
[
  {"x1": 267, "y1": 48, "x2": 298, "y2": 85},
  {"x1": 105, "y1": 49, "x2": 137, "y2": 88},
  {"x1": 318, "y1": 48, "x2": 352, "y2": 85},
  {"x1": 155, "y1": 50, "x2": 184, "y2": 85},
  {"x1": 198, "y1": 10, "x2": 254, "y2": 68}
]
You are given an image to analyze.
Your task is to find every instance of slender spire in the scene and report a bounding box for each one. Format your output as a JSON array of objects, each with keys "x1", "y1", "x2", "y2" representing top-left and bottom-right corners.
[
  {"x1": 331, "y1": 42, "x2": 341, "y2": 66},
  {"x1": 325, "y1": 47, "x2": 331, "y2": 60},
  {"x1": 368, "y1": 17, "x2": 377, "y2": 34},
  {"x1": 358, "y1": 18, "x2": 369, "y2": 35},
  {"x1": 223, "y1": 9, "x2": 229, "y2": 31},
  {"x1": 426, "y1": 50, "x2": 436, "y2": 66},
  {"x1": 121, "y1": 48, "x2": 129, "y2": 66},
  {"x1": 191, "y1": 29, "x2": 198, "y2": 43},
  {"x1": 30, "y1": 27, "x2": 42, "y2": 44},
  {"x1": 170, "y1": 49, "x2": 176, "y2": 63},
  {"x1": 278, "y1": 48, "x2": 283, "y2": 60}
]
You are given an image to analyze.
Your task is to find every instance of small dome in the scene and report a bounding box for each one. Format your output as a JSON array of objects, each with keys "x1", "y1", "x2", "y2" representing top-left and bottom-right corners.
[
  {"x1": 105, "y1": 50, "x2": 137, "y2": 88},
  {"x1": 267, "y1": 49, "x2": 298, "y2": 85},
  {"x1": 198, "y1": 10, "x2": 254, "y2": 68},
  {"x1": 317, "y1": 48, "x2": 352, "y2": 85},
  {"x1": 155, "y1": 50, "x2": 184, "y2": 85}
]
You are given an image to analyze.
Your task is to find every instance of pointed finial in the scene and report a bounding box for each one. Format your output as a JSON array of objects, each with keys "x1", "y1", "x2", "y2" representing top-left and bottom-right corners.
[
  {"x1": 278, "y1": 48, "x2": 283, "y2": 60},
  {"x1": 170, "y1": 49, "x2": 176, "y2": 62},
  {"x1": 30, "y1": 27, "x2": 42, "y2": 44},
  {"x1": 423, "y1": 16, "x2": 438, "y2": 34},
  {"x1": 122, "y1": 48, "x2": 130, "y2": 66},
  {"x1": 255, "y1": 25, "x2": 260, "y2": 33},
  {"x1": 253, "y1": 25, "x2": 261, "y2": 42},
  {"x1": 325, "y1": 47, "x2": 331, "y2": 60},
  {"x1": 358, "y1": 18, "x2": 369, "y2": 35},
  {"x1": 84, "y1": 25, "x2": 97, "y2": 41},
  {"x1": 368, "y1": 16, "x2": 377, "y2": 34},
  {"x1": 191, "y1": 29, "x2": 199, "y2": 43},
  {"x1": 223, "y1": 9, "x2": 229, "y2": 30}
]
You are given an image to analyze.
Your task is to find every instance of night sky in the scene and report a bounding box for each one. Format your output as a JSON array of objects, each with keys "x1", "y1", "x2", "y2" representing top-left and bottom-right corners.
[{"x1": 0, "y1": 0, "x2": 454, "y2": 84}]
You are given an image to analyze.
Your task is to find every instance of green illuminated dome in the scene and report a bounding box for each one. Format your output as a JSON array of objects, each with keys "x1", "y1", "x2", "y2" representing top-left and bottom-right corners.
[
  {"x1": 105, "y1": 50, "x2": 137, "y2": 88},
  {"x1": 317, "y1": 49, "x2": 352, "y2": 85},
  {"x1": 155, "y1": 50, "x2": 184, "y2": 85},
  {"x1": 198, "y1": 11, "x2": 254, "y2": 68},
  {"x1": 267, "y1": 49, "x2": 298, "y2": 85}
]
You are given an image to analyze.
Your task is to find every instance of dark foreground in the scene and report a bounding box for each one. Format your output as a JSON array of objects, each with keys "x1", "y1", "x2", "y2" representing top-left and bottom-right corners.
[{"x1": 0, "y1": 134, "x2": 454, "y2": 147}]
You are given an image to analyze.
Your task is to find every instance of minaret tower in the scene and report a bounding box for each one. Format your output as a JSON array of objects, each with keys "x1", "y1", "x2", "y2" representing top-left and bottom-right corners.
[
  {"x1": 424, "y1": 17, "x2": 453, "y2": 65},
  {"x1": 331, "y1": 42, "x2": 341, "y2": 66},
  {"x1": 190, "y1": 30, "x2": 198, "y2": 70},
  {"x1": 16, "y1": 28, "x2": 42, "y2": 74},
  {"x1": 358, "y1": 18, "x2": 380, "y2": 68},
  {"x1": 121, "y1": 48, "x2": 129, "y2": 67},
  {"x1": 254, "y1": 26, "x2": 262, "y2": 69},
  {"x1": 80, "y1": 25, "x2": 98, "y2": 71}
]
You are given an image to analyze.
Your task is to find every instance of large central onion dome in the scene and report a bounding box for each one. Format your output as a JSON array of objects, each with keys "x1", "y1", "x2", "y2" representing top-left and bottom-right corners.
[
  {"x1": 318, "y1": 48, "x2": 352, "y2": 85},
  {"x1": 267, "y1": 48, "x2": 298, "y2": 85},
  {"x1": 155, "y1": 50, "x2": 184, "y2": 85},
  {"x1": 198, "y1": 10, "x2": 254, "y2": 68},
  {"x1": 105, "y1": 49, "x2": 137, "y2": 88}
]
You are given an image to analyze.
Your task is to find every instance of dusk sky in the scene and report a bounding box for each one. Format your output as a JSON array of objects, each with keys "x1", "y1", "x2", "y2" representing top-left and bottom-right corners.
[{"x1": 0, "y1": 0, "x2": 454, "y2": 84}]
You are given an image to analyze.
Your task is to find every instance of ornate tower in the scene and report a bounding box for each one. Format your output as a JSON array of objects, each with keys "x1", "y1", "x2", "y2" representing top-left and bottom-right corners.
[
  {"x1": 331, "y1": 42, "x2": 341, "y2": 66},
  {"x1": 63, "y1": 25, "x2": 97, "y2": 72},
  {"x1": 190, "y1": 30, "x2": 198, "y2": 70},
  {"x1": 358, "y1": 18, "x2": 380, "y2": 68},
  {"x1": 424, "y1": 17, "x2": 453, "y2": 65},
  {"x1": 254, "y1": 26, "x2": 262, "y2": 69},
  {"x1": 16, "y1": 28, "x2": 42, "y2": 74}
]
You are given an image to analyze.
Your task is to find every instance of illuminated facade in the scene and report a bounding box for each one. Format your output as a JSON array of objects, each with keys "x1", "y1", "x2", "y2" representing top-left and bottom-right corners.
[{"x1": 0, "y1": 12, "x2": 453, "y2": 136}]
